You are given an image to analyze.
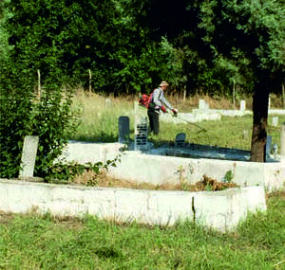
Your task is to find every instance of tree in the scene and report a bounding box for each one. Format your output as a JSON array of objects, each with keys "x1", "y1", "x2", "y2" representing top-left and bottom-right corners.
[{"x1": 196, "y1": 0, "x2": 285, "y2": 162}]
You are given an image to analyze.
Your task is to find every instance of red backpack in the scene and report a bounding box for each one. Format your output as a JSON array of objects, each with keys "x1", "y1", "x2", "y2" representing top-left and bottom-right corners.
[{"x1": 138, "y1": 93, "x2": 153, "y2": 108}]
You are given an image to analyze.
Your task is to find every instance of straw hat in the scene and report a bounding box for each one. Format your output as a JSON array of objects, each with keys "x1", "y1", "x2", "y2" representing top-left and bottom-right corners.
[{"x1": 159, "y1": 81, "x2": 169, "y2": 87}]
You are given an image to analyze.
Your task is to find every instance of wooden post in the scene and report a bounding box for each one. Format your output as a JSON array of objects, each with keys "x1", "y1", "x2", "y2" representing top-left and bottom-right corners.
[
  {"x1": 37, "y1": 69, "x2": 41, "y2": 99},
  {"x1": 183, "y1": 87, "x2": 186, "y2": 102},
  {"x1": 282, "y1": 83, "x2": 285, "y2": 109},
  {"x1": 88, "y1": 69, "x2": 92, "y2": 97},
  {"x1": 233, "y1": 81, "x2": 236, "y2": 108}
]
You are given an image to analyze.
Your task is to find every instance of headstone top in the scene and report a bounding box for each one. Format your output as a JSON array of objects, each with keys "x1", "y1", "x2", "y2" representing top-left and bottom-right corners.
[
  {"x1": 175, "y1": 133, "x2": 186, "y2": 147},
  {"x1": 19, "y1": 136, "x2": 39, "y2": 178}
]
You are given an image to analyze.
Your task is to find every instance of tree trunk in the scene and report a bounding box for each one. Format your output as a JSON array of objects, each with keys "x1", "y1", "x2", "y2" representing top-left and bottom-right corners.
[{"x1": 251, "y1": 77, "x2": 270, "y2": 162}]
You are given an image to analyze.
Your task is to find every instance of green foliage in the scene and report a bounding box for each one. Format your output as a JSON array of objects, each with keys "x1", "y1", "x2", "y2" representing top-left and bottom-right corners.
[
  {"x1": 0, "y1": 65, "x2": 79, "y2": 179},
  {"x1": 46, "y1": 157, "x2": 118, "y2": 183},
  {"x1": 0, "y1": 64, "x2": 35, "y2": 178},
  {"x1": 197, "y1": 0, "x2": 285, "y2": 76},
  {"x1": 223, "y1": 170, "x2": 234, "y2": 184}
]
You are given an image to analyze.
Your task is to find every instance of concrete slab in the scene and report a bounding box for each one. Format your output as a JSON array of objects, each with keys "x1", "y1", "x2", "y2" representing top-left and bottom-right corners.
[{"x1": 0, "y1": 179, "x2": 266, "y2": 232}]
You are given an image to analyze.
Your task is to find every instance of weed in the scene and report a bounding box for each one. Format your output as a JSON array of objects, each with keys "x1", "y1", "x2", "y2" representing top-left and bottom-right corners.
[{"x1": 223, "y1": 170, "x2": 234, "y2": 183}]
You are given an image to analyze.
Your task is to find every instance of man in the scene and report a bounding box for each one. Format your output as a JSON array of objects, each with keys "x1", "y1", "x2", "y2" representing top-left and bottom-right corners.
[{"x1": 147, "y1": 81, "x2": 178, "y2": 135}]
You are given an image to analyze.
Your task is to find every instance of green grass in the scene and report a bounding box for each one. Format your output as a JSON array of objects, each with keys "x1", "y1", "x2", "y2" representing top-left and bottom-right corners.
[
  {"x1": 0, "y1": 192, "x2": 284, "y2": 269},
  {"x1": 70, "y1": 94, "x2": 284, "y2": 151}
]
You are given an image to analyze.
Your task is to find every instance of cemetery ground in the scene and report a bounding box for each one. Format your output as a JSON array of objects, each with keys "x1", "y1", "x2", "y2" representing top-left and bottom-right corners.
[
  {"x1": 1, "y1": 92, "x2": 285, "y2": 269},
  {"x1": 0, "y1": 191, "x2": 284, "y2": 269},
  {"x1": 72, "y1": 92, "x2": 284, "y2": 151}
]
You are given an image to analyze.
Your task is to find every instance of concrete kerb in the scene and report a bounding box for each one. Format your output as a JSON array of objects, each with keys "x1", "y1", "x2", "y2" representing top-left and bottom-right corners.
[
  {"x1": 59, "y1": 142, "x2": 285, "y2": 192},
  {"x1": 0, "y1": 179, "x2": 266, "y2": 232},
  {"x1": 106, "y1": 151, "x2": 285, "y2": 192}
]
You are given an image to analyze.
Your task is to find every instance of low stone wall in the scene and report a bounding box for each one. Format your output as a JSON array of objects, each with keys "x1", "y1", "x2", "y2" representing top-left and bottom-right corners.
[
  {"x1": 107, "y1": 151, "x2": 285, "y2": 192},
  {"x1": 0, "y1": 179, "x2": 266, "y2": 232},
  {"x1": 60, "y1": 141, "x2": 123, "y2": 163},
  {"x1": 59, "y1": 142, "x2": 285, "y2": 192}
]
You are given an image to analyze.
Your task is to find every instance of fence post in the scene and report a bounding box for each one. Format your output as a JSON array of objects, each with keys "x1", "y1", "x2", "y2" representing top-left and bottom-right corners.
[
  {"x1": 281, "y1": 123, "x2": 285, "y2": 160},
  {"x1": 282, "y1": 83, "x2": 285, "y2": 109},
  {"x1": 88, "y1": 69, "x2": 92, "y2": 97},
  {"x1": 37, "y1": 69, "x2": 41, "y2": 99},
  {"x1": 232, "y1": 82, "x2": 236, "y2": 108}
]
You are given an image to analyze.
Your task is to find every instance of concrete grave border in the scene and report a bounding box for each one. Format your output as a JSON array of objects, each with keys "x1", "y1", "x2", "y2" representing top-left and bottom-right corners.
[
  {"x1": 0, "y1": 179, "x2": 266, "y2": 232},
  {"x1": 60, "y1": 142, "x2": 285, "y2": 192}
]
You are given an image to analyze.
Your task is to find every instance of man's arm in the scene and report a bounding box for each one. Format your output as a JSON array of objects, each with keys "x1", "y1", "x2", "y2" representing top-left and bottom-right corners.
[{"x1": 160, "y1": 91, "x2": 173, "y2": 110}]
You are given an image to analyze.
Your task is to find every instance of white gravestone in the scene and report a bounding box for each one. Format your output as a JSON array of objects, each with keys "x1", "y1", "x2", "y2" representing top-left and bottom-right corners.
[
  {"x1": 105, "y1": 98, "x2": 112, "y2": 106},
  {"x1": 240, "y1": 100, "x2": 246, "y2": 111},
  {"x1": 118, "y1": 116, "x2": 130, "y2": 143},
  {"x1": 243, "y1": 130, "x2": 249, "y2": 140},
  {"x1": 19, "y1": 136, "x2": 39, "y2": 178},
  {"x1": 199, "y1": 99, "x2": 206, "y2": 110},
  {"x1": 272, "y1": 117, "x2": 279, "y2": 127},
  {"x1": 281, "y1": 123, "x2": 285, "y2": 159},
  {"x1": 175, "y1": 133, "x2": 186, "y2": 147}
]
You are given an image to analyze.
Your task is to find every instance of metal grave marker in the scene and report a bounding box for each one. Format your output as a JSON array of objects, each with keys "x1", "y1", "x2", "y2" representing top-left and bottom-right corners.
[
  {"x1": 134, "y1": 102, "x2": 149, "y2": 151},
  {"x1": 19, "y1": 136, "x2": 39, "y2": 178}
]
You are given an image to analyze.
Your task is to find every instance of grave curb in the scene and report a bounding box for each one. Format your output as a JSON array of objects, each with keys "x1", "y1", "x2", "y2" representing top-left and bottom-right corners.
[{"x1": 0, "y1": 179, "x2": 266, "y2": 232}]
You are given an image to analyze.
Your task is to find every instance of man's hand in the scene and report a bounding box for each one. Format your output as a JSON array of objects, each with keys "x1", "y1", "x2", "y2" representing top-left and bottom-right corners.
[
  {"x1": 172, "y1": 108, "x2": 178, "y2": 115},
  {"x1": 161, "y1": 106, "x2": 167, "y2": 113}
]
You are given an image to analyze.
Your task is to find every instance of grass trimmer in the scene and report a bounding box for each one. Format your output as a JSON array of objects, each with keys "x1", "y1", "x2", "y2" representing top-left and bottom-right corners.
[{"x1": 169, "y1": 110, "x2": 211, "y2": 145}]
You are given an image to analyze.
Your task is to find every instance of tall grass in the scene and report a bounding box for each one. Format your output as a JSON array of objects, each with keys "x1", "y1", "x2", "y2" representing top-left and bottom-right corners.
[
  {"x1": 72, "y1": 92, "x2": 135, "y2": 142},
  {"x1": 70, "y1": 91, "x2": 284, "y2": 151},
  {"x1": 0, "y1": 192, "x2": 284, "y2": 269}
]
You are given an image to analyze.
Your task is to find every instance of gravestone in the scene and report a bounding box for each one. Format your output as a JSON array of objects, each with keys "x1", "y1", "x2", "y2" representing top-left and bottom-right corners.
[
  {"x1": 19, "y1": 136, "x2": 39, "y2": 178},
  {"x1": 199, "y1": 99, "x2": 206, "y2": 110},
  {"x1": 175, "y1": 133, "x2": 186, "y2": 147},
  {"x1": 271, "y1": 144, "x2": 278, "y2": 157},
  {"x1": 272, "y1": 117, "x2": 279, "y2": 127},
  {"x1": 268, "y1": 97, "x2": 271, "y2": 109},
  {"x1": 281, "y1": 123, "x2": 285, "y2": 159},
  {"x1": 105, "y1": 98, "x2": 111, "y2": 106},
  {"x1": 134, "y1": 102, "x2": 149, "y2": 151},
  {"x1": 240, "y1": 100, "x2": 246, "y2": 111},
  {"x1": 118, "y1": 116, "x2": 130, "y2": 143},
  {"x1": 135, "y1": 117, "x2": 148, "y2": 150},
  {"x1": 243, "y1": 130, "x2": 249, "y2": 140},
  {"x1": 266, "y1": 135, "x2": 272, "y2": 161}
]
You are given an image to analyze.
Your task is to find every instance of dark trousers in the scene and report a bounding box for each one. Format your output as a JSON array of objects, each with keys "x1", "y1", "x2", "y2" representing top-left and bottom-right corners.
[{"x1": 148, "y1": 109, "x2": 159, "y2": 135}]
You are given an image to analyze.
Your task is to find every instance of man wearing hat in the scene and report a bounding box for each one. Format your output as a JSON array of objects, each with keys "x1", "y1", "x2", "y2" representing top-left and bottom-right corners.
[{"x1": 148, "y1": 81, "x2": 178, "y2": 135}]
